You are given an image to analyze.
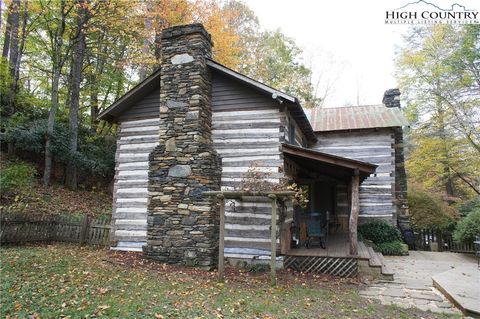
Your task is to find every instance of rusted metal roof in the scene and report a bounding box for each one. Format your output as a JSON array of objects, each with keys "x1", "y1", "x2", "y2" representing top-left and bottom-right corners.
[{"x1": 307, "y1": 105, "x2": 409, "y2": 132}]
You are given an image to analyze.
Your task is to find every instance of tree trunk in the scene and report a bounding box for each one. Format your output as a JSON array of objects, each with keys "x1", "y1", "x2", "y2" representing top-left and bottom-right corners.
[
  {"x1": 7, "y1": 0, "x2": 20, "y2": 80},
  {"x1": 89, "y1": 73, "x2": 99, "y2": 132},
  {"x1": 12, "y1": 0, "x2": 28, "y2": 100},
  {"x1": 43, "y1": 0, "x2": 67, "y2": 186},
  {"x1": 2, "y1": 0, "x2": 16, "y2": 58},
  {"x1": 139, "y1": 10, "x2": 152, "y2": 80},
  {"x1": 2, "y1": 0, "x2": 20, "y2": 114},
  {"x1": 66, "y1": 0, "x2": 88, "y2": 190},
  {"x1": 436, "y1": 93, "x2": 455, "y2": 198},
  {"x1": 44, "y1": 68, "x2": 61, "y2": 186}
]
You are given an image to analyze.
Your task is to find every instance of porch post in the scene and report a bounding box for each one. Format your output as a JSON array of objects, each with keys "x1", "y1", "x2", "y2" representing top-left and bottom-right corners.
[
  {"x1": 349, "y1": 170, "x2": 360, "y2": 255},
  {"x1": 217, "y1": 194, "x2": 225, "y2": 282},
  {"x1": 269, "y1": 194, "x2": 277, "y2": 286}
]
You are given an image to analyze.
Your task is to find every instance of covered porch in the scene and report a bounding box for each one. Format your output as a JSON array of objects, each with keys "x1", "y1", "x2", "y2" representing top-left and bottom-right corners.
[
  {"x1": 280, "y1": 144, "x2": 377, "y2": 259},
  {"x1": 286, "y1": 233, "x2": 370, "y2": 259}
]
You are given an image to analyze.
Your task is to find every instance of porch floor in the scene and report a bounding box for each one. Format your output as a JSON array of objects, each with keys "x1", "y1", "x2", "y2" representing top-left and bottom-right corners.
[{"x1": 285, "y1": 233, "x2": 370, "y2": 260}]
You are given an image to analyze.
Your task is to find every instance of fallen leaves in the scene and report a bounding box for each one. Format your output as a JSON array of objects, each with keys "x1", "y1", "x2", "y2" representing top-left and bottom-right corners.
[{"x1": 1, "y1": 245, "x2": 454, "y2": 319}]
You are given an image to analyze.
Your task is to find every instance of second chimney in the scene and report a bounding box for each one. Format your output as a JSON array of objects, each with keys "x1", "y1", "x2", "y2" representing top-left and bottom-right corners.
[{"x1": 382, "y1": 88, "x2": 401, "y2": 108}]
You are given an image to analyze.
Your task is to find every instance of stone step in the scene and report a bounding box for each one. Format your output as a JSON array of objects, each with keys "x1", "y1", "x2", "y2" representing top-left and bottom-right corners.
[
  {"x1": 111, "y1": 241, "x2": 145, "y2": 252},
  {"x1": 366, "y1": 246, "x2": 394, "y2": 281},
  {"x1": 377, "y1": 251, "x2": 395, "y2": 279},
  {"x1": 367, "y1": 247, "x2": 382, "y2": 267}
]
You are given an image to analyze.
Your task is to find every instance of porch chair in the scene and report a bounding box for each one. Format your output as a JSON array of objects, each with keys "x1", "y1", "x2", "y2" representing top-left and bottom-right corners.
[{"x1": 305, "y1": 212, "x2": 328, "y2": 249}]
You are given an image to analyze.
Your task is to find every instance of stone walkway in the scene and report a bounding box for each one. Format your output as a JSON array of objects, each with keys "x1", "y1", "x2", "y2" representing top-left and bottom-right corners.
[{"x1": 360, "y1": 251, "x2": 477, "y2": 315}]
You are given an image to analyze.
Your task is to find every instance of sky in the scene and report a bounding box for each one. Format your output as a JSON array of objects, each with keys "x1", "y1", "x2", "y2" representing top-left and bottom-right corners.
[{"x1": 242, "y1": 0, "x2": 478, "y2": 107}]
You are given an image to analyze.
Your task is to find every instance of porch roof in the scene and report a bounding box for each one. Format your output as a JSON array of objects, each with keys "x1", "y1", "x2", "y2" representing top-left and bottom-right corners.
[{"x1": 281, "y1": 143, "x2": 377, "y2": 182}]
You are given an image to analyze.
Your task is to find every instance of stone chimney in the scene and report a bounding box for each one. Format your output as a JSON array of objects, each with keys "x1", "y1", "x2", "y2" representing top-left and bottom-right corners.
[
  {"x1": 382, "y1": 88, "x2": 409, "y2": 231},
  {"x1": 382, "y1": 88, "x2": 401, "y2": 108},
  {"x1": 144, "y1": 24, "x2": 222, "y2": 269}
]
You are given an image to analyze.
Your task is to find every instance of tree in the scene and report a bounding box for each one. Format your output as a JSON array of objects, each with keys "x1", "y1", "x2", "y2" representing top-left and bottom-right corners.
[
  {"x1": 40, "y1": 0, "x2": 74, "y2": 186},
  {"x1": 397, "y1": 25, "x2": 480, "y2": 198},
  {"x1": 11, "y1": 0, "x2": 29, "y2": 102},
  {"x1": 407, "y1": 184, "x2": 458, "y2": 230},
  {"x1": 1, "y1": 0, "x2": 20, "y2": 113},
  {"x1": 1, "y1": 0, "x2": 321, "y2": 190},
  {"x1": 242, "y1": 30, "x2": 319, "y2": 107},
  {"x1": 66, "y1": 0, "x2": 89, "y2": 190}
]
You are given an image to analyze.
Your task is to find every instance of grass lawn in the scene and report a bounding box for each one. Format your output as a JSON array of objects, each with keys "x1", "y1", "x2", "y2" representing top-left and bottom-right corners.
[{"x1": 0, "y1": 244, "x2": 459, "y2": 319}]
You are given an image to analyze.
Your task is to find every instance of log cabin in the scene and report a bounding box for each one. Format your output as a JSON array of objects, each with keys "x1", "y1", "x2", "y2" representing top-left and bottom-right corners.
[{"x1": 98, "y1": 24, "x2": 408, "y2": 277}]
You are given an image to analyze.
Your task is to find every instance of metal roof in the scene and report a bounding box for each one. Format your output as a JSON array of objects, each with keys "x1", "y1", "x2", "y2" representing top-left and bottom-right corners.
[{"x1": 307, "y1": 105, "x2": 409, "y2": 132}]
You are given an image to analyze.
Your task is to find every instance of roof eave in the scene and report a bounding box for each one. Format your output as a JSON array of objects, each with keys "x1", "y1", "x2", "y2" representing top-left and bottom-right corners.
[
  {"x1": 206, "y1": 59, "x2": 297, "y2": 103},
  {"x1": 97, "y1": 68, "x2": 161, "y2": 122},
  {"x1": 313, "y1": 124, "x2": 408, "y2": 134},
  {"x1": 281, "y1": 143, "x2": 377, "y2": 174}
]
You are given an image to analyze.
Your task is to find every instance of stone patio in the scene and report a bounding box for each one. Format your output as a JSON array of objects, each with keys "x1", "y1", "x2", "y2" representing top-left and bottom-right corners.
[{"x1": 360, "y1": 251, "x2": 478, "y2": 315}]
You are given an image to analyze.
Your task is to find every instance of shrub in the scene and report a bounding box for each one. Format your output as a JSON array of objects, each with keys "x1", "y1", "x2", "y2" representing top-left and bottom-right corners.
[
  {"x1": 374, "y1": 241, "x2": 408, "y2": 256},
  {"x1": 0, "y1": 161, "x2": 37, "y2": 195},
  {"x1": 453, "y1": 208, "x2": 480, "y2": 244},
  {"x1": 407, "y1": 186, "x2": 458, "y2": 231},
  {"x1": 2, "y1": 118, "x2": 116, "y2": 178},
  {"x1": 358, "y1": 220, "x2": 401, "y2": 245},
  {"x1": 457, "y1": 197, "x2": 480, "y2": 217}
]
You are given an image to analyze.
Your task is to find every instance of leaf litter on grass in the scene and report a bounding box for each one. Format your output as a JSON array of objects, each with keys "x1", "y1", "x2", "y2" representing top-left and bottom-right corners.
[{"x1": 0, "y1": 244, "x2": 460, "y2": 319}]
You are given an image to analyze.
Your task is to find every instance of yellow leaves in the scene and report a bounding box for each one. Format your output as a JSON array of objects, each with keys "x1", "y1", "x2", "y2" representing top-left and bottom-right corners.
[
  {"x1": 14, "y1": 301, "x2": 22, "y2": 311},
  {"x1": 92, "y1": 304, "x2": 110, "y2": 317},
  {"x1": 154, "y1": 313, "x2": 164, "y2": 319},
  {"x1": 96, "y1": 287, "x2": 111, "y2": 295}
]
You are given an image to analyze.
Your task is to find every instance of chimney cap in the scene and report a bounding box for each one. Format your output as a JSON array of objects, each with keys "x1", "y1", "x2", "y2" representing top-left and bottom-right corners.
[{"x1": 161, "y1": 23, "x2": 213, "y2": 46}]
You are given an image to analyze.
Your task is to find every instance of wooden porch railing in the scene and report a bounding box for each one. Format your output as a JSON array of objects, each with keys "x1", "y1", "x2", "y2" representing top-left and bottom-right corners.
[{"x1": 0, "y1": 213, "x2": 111, "y2": 246}]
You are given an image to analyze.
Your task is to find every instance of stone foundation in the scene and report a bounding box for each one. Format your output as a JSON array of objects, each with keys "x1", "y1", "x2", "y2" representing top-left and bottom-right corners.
[{"x1": 144, "y1": 24, "x2": 221, "y2": 269}]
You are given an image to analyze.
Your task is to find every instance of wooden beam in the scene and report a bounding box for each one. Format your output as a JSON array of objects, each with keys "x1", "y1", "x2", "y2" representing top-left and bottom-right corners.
[
  {"x1": 217, "y1": 194, "x2": 225, "y2": 282},
  {"x1": 203, "y1": 191, "x2": 295, "y2": 198},
  {"x1": 268, "y1": 194, "x2": 277, "y2": 286},
  {"x1": 349, "y1": 172, "x2": 360, "y2": 255},
  {"x1": 281, "y1": 143, "x2": 377, "y2": 174}
]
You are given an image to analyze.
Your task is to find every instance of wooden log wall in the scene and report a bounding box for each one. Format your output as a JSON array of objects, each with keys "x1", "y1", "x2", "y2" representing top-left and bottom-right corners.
[
  {"x1": 283, "y1": 112, "x2": 307, "y2": 147},
  {"x1": 110, "y1": 71, "x2": 309, "y2": 255},
  {"x1": 312, "y1": 129, "x2": 396, "y2": 223},
  {"x1": 112, "y1": 117, "x2": 160, "y2": 251},
  {"x1": 211, "y1": 73, "x2": 288, "y2": 261}
]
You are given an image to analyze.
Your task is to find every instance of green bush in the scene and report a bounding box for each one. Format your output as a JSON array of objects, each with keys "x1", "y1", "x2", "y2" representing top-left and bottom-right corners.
[
  {"x1": 453, "y1": 208, "x2": 480, "y2": 244},
  {"x1": 374, "y1": 241, "x2": 408, "y2": 256},
  {"x1": 2, "y1": 118, "x2": 116, "y2": 178},
  {"x1": 457, "y1": 197, "x2": 480, "y2": 217},
  {"x1": 358, "y1": 220, "x2": 401, "y2": 245},
  {"x1": 0, "y1": 161, "x2": 37, "y2": 194},
  {"x1": 407, "y1": 186, "x2": 458, "y2": 231}
]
